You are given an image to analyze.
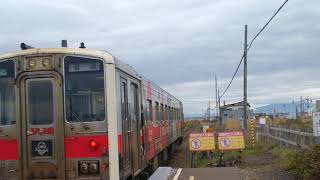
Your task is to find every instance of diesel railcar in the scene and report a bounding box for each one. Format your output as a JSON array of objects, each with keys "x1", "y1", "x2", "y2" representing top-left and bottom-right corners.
[{"x1": 0, "y1": 43, "x2": 183, "y2": 179}]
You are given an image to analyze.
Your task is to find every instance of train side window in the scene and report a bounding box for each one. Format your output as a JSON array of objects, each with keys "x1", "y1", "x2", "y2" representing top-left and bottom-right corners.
[
  {"x1": 175, "y1": 108, "x2": 177, "y2": 121},
  {"x1": 165, "y1": 105, "x2": 168, "y2": 121},
  {"x1": 167, "y1": 106, "x2": 170, "y2": 122},
  {"x1": 160, "y1": 104, "x2": 164, "y2": 122},
  {"x1": 176, "y1": 108, "x2": 178, "y2": 120},
  {"x1": 176, "y1": 108, "x2": 179, "y2": 121},
  {"x1": 120, "y1": 79, "x2": 128, "y2": 123},
  {"x1": 172, "y1": 108, "x2": 175, "y2": 121},
  {"x1": 172, "y1": 108, "x2": 176, "y2": 121},
  {"x1": 147, "y1": 100, "x2": 152, "y2": 123},
  {"x1": 155, "y1": 102, "x2": 159, "y2": 124},
  {"x1": 168, "y1": 106, "x2": 171, "y2": 122},
  {"x1": 130, "y1": 83, "x2": 139, "y2": 124},
  {"x1": 173, "y1": 108, "x2": 175, "y2": 121}
]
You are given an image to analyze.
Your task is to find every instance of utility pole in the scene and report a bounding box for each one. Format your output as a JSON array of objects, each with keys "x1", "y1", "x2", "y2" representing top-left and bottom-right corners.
[
  {"x1": 243, "y1": 24, "x2": 248, "y2": 130},
  {"x1": 306, "y1": 97, "x2": 310, "y2": 116},
  {"x1": 218, "y1": 90, "x2": 221, "y2": 129},
  {"x1": 300, "y1": 96, "x2": 303, "y2": 118},
  {"x1": 215, "y1": 74, "x2": 218, "y2": 120},
  {"x1": 208, "y1": 101, "x2": 211, "y2": 121}
]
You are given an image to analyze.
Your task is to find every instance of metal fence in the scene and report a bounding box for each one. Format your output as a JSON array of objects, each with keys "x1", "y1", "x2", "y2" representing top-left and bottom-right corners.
[{"x1": 256, "y1": 125, "x2": 320, "y2": 148}]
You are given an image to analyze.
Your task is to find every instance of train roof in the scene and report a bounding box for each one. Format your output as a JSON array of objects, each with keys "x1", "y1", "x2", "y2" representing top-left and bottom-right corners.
[
  {"x1": 0, "y1": 48, "x2": 114, "y2": 64},
  {"x1": 0, "y1": 47, "x2": 182, "y2": 105}
]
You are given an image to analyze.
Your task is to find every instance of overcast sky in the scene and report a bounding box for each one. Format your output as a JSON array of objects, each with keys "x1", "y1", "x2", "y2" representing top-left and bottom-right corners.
[{"x1": 1, "y1": 0, "x2": 320, "y2": 115}]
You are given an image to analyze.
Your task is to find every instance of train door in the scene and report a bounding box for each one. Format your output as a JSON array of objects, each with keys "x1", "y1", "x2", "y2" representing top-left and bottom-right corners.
[
  {"x1": 19, "y1": 73, "x2": 65, "y2": 179},
  {"x1": 129, "y1": 82, "x2": 141, "y2": 175},
  {"x1": 120, "y1": 77, "x2": 131, "y2": 176}
]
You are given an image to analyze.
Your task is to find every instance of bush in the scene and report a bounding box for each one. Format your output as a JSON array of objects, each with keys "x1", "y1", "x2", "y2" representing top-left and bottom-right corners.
[{"x1": 289, "y1": 145, "x2": 320, "y2": 180}]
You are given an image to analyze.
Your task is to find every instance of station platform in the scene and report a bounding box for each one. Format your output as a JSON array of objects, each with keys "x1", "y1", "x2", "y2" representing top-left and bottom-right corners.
[{"x1": 149, "y1": 167, "x2": 243, "y2": 180}]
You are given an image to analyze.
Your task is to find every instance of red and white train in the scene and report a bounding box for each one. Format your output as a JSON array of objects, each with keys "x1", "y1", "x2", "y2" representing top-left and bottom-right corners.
[{"x1": 0, "y1": 42, "x2": 183, "y2": 179}]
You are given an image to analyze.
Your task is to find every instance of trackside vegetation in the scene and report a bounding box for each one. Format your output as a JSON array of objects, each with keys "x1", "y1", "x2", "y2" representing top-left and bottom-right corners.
[{"x1": 289, "y1": 145, "x2": 320, "y2": 180}]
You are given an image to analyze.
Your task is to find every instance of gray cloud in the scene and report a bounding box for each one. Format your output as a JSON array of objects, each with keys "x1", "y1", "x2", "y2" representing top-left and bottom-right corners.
[{"x1": 0, "y1": 0, "x2": 319, "y2": 114}]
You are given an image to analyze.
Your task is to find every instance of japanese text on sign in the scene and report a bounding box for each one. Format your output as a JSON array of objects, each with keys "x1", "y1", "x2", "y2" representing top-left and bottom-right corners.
[
  {"x1": 218, "y1": 131, "x2": 245, "y2": 151},
  {"x1": 189, "y1": 133, "x2": 215, "y2": 151}
]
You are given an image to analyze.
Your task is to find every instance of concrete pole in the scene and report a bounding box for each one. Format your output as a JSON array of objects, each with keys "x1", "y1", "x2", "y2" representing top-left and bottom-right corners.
[
  {"x1": 244, "y1": 25, "x2": 248, "y2": 130},
  {"x1": 215, "y1": 74, "x2": 218, "y2": 119},
  {"x1": 208, "y1": 101, "x2": 211, "y2": 121},
  {"x1": 218, "y1": 90, "x2": 222, "y2": 129}
]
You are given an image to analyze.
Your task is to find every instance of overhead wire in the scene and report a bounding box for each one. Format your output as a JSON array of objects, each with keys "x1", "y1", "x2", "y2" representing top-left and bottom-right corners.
[
  {"x1": 218, "y1": 0, "x2": 289, "y2": 99},
  {"x1": 247, "y1": 0, "x2": 289, "y2": 51},
  {"x1": 219, "y1": 54, "x2": 244, "y2": 99}
]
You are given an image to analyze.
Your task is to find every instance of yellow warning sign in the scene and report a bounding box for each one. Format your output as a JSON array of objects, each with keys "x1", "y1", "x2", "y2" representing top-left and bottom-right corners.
[
  {"x1": 189, "y1": 133, "x2": 215, "y2": 151},
  {"x1": 218, "y1": 131, "x2": 245, "y2": 151}
]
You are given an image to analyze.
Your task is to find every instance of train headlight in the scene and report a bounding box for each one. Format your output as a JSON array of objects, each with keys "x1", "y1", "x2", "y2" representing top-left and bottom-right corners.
[
  {"x1": 79, "y1": 163, "x2": 89, "y2": 174},
  {"x1": 89, "y1": 162, "x2": 98, "y2": 174},
  {"x1": 28, "y1": 59, "x2": 37, "y2": 68},
  {"x1": 42, "y1": 58, "x2": 50, "y2": 67},
  {"x1": 78, "y1": 160, "x2": 100, "y2": 175}
]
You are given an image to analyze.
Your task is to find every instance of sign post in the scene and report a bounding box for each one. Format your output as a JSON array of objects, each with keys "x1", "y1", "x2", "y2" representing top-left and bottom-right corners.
[
  {"x1": 217, "y1": 131, "x2": 245, "y2": 166},
  {"x1": 218, "y1": 131, "x2": 245, "y2": 151},
  {"x1": 189, "y1": 133, "x2": 215, "y2": 151},
  {"x1": 189, "y1": 132, "x2": 215, "y2": 167}
]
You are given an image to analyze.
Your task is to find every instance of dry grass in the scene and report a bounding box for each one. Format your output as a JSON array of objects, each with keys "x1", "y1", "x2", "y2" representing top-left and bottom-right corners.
[{"x1": 267, "y1": 116, "x2": 313, "y2": 132}]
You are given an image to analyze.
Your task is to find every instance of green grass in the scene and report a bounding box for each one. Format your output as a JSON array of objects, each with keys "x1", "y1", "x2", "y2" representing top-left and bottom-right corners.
[
  {"x1": 270, "y1": 146, "x2": 296, "y2": 169},
  {"x1": 237, "y1": 140, "x2": 296, "y2": 171},
  {"x1": 241, "y1": 141, "x2": 276, "y2": 157}
]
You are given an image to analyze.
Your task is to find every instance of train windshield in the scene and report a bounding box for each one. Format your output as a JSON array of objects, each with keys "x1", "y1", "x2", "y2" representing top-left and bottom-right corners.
[
  {"x1": 64, "y1": 56, "x2": 106, "y2": 122},
  {"x1": 0, "y1": 60, "x2": 16, "y2": 125}
]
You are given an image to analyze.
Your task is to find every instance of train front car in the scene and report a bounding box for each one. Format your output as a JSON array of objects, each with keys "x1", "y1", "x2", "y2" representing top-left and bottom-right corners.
[
  {"x1": 0, "y1": 48, "x2": 116, "y2": 180},
  {"x1": 0, "y1": 46, "x2": 184, "y2": 180}
]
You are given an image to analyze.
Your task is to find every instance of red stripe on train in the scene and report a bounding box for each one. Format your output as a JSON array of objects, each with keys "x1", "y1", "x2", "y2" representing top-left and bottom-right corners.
[
  {"x1": 0, "y1": 139, "x2": 18, "y2": 160},
  {"x1": 64, "y1": 135, "x2": 123, "y2": 158}
]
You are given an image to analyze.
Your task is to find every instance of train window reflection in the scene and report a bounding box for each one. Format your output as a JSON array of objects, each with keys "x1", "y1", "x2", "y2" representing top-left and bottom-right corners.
[
  {"x1": 64, "y1": 56, "x2": 105, "y2": 122},
  {"x1": 0, "y1": 60, "x2": 15, "y2": 126}
]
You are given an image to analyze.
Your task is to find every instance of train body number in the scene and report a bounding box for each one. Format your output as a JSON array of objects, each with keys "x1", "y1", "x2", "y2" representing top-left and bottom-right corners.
[{"x1": 30, "y1": 127, "x2": 54, "y2": 135}]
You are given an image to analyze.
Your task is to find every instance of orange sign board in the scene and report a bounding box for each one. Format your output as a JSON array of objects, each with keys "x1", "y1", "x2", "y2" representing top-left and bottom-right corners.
[
  {"x1": 218, "y1": 131, "x2": 245, "y2": 151},
  {"x1": 189, "y1": 133, "x2": 215, "y2": 151}
]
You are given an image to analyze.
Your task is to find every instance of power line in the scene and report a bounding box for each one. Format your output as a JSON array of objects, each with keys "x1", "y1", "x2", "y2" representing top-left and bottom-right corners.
[
  {"x1": 247, "y1": 0, "x2": 289, "y2": 50},
  {"x1": 219, "y1": 0, "x2": 289, "y2": 99},
  {"x1": 219, "y1": 54, "x2": 244, "y2": 99}
]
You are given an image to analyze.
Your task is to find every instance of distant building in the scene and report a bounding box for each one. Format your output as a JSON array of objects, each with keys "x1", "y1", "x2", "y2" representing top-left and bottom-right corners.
[
  {"x1": 276, "y1": 112, "x2": 291, "y2": 119},
  {"x1": 219, "y1": 101, "x2": 254, "y2": 128}
]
